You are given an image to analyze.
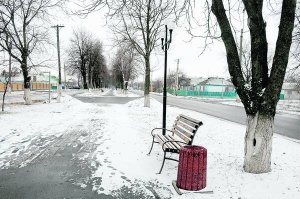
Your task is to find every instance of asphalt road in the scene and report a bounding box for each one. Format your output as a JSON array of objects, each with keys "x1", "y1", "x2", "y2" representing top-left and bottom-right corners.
[{"x1": 131, "y1": 90, "x2": 300, "y2": 141}]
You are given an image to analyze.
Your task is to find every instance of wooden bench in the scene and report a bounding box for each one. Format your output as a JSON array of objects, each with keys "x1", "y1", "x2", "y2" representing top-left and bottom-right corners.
[{"x1": 148, "y1": 114, "x2": 203, "y2": 174}]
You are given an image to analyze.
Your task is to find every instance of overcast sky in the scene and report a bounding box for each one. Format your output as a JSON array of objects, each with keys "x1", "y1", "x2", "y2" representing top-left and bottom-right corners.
[
  {"x1": 47, "y1": 2, "x2": 289, "y2": 81},
  {"x1": 54, "y1": 9, "x2": 230, "y2": 80}
]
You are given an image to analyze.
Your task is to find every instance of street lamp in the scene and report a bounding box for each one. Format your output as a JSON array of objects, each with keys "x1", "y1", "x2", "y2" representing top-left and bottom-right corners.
[
  {"x1": 41, "y1": 71, "x2": 51, "y2": 103},
  {"x1": 160, "y1": 19, "x2": 175, "y2": 135}
]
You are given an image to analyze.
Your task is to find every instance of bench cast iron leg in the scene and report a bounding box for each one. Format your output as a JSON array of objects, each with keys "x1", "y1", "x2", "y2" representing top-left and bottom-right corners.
[
  {"x1": 148, "y1": 136, "x2": 155, "y2": 155},
  {"x1": 158, "y1": 151, "x2": 166, "y2": 174}
]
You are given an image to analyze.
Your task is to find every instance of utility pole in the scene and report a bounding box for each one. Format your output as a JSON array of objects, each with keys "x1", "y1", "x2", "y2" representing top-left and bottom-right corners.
[
  {"x1": 64, "y1": 63, "x2": 66, "y2": 89},
  {"x1": 52, "y1": 24, "x2": 64, "y2": 102},
  {"x1": 175, "y1": 59, "x2": 180, "y2": 96},
  {"x1": 8, "y1": 41, "x2": 12, "y2": 93}
]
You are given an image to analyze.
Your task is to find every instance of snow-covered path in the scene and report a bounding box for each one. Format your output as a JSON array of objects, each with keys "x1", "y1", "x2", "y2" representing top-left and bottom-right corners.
[{"x1": 0, "y1": 92, "x2": 299, "y2": 199}]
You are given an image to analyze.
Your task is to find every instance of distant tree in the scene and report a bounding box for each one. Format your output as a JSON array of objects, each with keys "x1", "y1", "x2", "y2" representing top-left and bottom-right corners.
[
  {"x1": 291, "y1": 0, "x2": 300, "y2": 69},
  {"x1": 66, "y1": 29, "x2": 107, "y2": 90},
  {"x1": 90, "y1": 42, "x2": 107, "y2": 89},
  {"x1": 87, "y1": 40, "x2": 106, "y2": 89},
  {"x1": 111, "y1": 45, "x2": 140, "y2": 93},
  {"x1": 0, "y1": 0, "x2": 64, "y2": 104},
  {"x1": 66, "y1": 29, "x2": 93, "y2": 89},
  {"x1": 167, "y1": 70, "x2": 191, "y2": 90},
  {"x1": 182, "y1": 1, "x2": 297, "y2": 173},
  {"x1": 73, "y1": 0, "x2": 177, "y2": 107}
]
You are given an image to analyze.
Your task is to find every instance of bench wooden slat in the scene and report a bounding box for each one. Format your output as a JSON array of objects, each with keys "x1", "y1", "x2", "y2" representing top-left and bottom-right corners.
[
  {"x1": 155, "y1": 134, "x2": 169, "y2": 149},
  {"x1": 175, "y1": 121, "x2": 196, "y2": 133},
  {"x1": 179, "y1": 114, "x2": 203, "y2": 125},
  {"x1": 167, "y1": 135, "x2": 183, "y2": 150},
  {"x1": 155, "y1": 134, "x2": 176, "y2": 151},
  {"x1": 177, "y1": 116, "x2": 200, "y2": 129},
  {"x1": 173, "y1": 128, "x2": 191, "y2": 144},
  {"x1": 173, "y1": 124, "x2": 193, "y2": 139}
]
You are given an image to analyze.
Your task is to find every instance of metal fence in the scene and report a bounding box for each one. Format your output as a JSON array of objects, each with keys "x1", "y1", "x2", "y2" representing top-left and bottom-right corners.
[
  {"x1": 160, "y1": 89, "x2": 284, "y2": 99},
  {"x1": 167, "y1": 89, "x2": 237, "y2": 98}
]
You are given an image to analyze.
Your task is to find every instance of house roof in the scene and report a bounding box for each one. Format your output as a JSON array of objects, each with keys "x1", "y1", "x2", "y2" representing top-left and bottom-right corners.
[
  {"x1": 189, "y1": 77, "x2": 206, "y2": 85},
  {"x1": 198, "y1": 77, "x2": 233, "y2": 86},
  {"x1": 282, "y1": 83, "x2": 299, "y2": 90}
]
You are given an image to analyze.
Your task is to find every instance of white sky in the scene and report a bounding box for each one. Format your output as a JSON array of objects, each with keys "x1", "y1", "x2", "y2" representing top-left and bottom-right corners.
[
  {"x1": 54, "y1": 9, "x2": 231, "y2": 80},
  {"x1": 18, "y1": 2, "x2": 294, "y2": 82}
]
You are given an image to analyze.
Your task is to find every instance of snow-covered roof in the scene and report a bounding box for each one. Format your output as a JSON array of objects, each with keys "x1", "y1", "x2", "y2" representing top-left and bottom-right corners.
[
  {"x1": 189, "y1": 77, "x2": 206, "y2": 85},
  {"x1": 198, "y1": 77, "x2": 233, "y2": 86},
  {"x1": 282, "y1": 83, "x2": 299, "y2": 90}
]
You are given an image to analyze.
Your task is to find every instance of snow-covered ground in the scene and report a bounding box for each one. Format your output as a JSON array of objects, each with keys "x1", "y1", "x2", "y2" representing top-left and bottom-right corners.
[
  {"x1": 75, "y1": 89, "x2": 140, "y2": 98},
  {"x1": 221, "y1": 100, "x2": 300, "y2": 115},
  {"x1": 0, "y1": 91, "x2": 299, "y2": 199},
  {"x1": 75, "y1": 88, "x2": 111, "y2": 97}
]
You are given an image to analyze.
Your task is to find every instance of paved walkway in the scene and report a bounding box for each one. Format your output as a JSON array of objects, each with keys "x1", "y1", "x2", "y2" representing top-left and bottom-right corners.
[{"x1": 0, "y1": 90, "x2": 84, "y2": 104}]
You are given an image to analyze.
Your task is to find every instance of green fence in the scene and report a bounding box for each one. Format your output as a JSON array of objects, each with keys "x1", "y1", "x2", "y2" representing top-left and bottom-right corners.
[
  {"x1": 165, "y1": 89, "x2": 285, "y2": 99},
  {"x1": 167, "y1": 89, "x2": 237, "y2": 98}
]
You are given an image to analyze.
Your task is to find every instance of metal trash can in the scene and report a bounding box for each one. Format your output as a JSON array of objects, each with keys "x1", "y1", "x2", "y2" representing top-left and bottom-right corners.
[{"x1": 176, "y1": 145, "x2": 207, "y2": 191}]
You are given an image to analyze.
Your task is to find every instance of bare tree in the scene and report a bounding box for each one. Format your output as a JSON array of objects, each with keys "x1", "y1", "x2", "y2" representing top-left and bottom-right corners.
[
  {"x1": 91, "y1": 41, "x2": 108, "y2": 89},
  {"x1": 66, "y1": 28, "x2": 107, "y2": 90},
  {"x1": 0, "y1": 0, "x2": 64, "y2": 104},
  {"x1": 88, "y1": 40, "x2": 107, "y2": 89},
  {"x1": 182, "y1": 1, "x2": 297, "y2": 173},
  {"x1": 167, "y1": 70, "x2": 190, "y2": 90},
  {"x1": 114, "y1": 45, "x2": 139, "y2": 92},
  {"x1": 66, "y1": 28, "x2": 92, "y2": 89},
  {"x1": 291, "y1": 0, "x2": 300, "y2": 70},
  {"x1": 72, "y1": 0, "x2": 177, "y2": 107}
]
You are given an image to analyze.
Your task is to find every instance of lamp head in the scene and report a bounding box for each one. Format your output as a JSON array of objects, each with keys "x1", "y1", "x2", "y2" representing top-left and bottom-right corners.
[
  {"x1": 168, "y1": 22, "x2": 175, "y2": 31},
  {"x1": 159, "y1": 32, "x2": 165, "y2": 40},
  {"x1": 163, "y1": 19, "x2": 170, "y2": 26}
]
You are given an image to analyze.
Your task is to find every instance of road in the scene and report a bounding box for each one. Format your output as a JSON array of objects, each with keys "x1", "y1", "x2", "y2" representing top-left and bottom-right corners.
[{"x1": 131, "y1": 90, "x2": 300, "y2": 141}]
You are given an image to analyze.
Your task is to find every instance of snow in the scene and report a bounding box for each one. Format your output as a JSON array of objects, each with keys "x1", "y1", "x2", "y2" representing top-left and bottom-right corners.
[
  {"x1": 221, "y1": 100, "x2": 300, "y2": 115},
  {"x1": 0, "y1": 90, "x2": 300, "y2": 199},
  {"x1": 76, "y1": 88, "x2": 111, "y2": 97}
]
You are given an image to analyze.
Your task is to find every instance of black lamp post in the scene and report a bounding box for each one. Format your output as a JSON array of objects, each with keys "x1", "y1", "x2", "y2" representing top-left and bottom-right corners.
[{"x1": 160, "y1": 19, "x2": 175, "y2": 135}]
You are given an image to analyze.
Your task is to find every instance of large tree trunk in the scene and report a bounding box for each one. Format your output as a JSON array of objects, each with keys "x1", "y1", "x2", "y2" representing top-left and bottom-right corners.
[
  {"x1": 144, "y1": 56, "x2": 150, "y2": 107},
  {"x1": 244, "y1": 113, "x2": 274, "y2": 173},
  {"x1": 82, "y1": 71, "x2": 88, "y2": 89},
  {"x1": 21, "y1": 55, "x2": 32, "y2": 105},
  {"x1": 211, "y1": 0, "x2": 296, "y2": 174}
]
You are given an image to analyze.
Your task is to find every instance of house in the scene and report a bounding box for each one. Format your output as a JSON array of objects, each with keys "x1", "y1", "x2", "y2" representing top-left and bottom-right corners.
[
  {"x1": 197, "y1": 77, "x2": 235, "y2": 92},
  {"x1": 180, "y1": 77, "x2": 206, "y2": 90},
  {"x1": 281, "y1": 83, "x2": 300, "y2": 100}
]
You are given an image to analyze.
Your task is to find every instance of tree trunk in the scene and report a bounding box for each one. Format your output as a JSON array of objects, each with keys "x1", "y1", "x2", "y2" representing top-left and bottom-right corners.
[
  {"x1": 23, "y1": 88, "x2": 33, "y2": 105},
  {"x1": 244, "y1": 113, "x2": 274, "y2": 173},
  {"x1": 144, "y1": 56, "x2": 150, "y2": 107},
  {"x1": 57, "y1": 84, "x2": 62, "y2": 102},
  {"x1": 21, "y1": 55, "x2": 32, "y2": 105},
  {"x1": 82, "y1": 72, "x2": 88, "y2": 89}
]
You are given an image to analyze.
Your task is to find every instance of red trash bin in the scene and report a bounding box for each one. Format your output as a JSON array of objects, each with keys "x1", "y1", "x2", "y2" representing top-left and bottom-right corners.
[{"x1": 176, "y1": 145, "x2": 207, "y2": 191}]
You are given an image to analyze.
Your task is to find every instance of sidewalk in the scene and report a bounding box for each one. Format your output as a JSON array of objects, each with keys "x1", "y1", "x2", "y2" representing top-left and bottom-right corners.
[{"x1": 0, "y1": 90, "x2": 51, "y2": 104}]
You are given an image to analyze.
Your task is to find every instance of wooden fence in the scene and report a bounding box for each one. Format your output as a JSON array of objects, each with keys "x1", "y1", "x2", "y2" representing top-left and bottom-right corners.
[{"x1": 0, "y1": 83, "x2": 52, "y2": 91}]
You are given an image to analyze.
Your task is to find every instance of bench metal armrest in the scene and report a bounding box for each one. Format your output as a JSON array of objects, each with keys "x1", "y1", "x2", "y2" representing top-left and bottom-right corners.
[
  {"x1": 150, "y1": 127, "x2": 173, "y2": 136},
  {"x1": 162, "y1": 140, "x2": 187, "y2": 151}
]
